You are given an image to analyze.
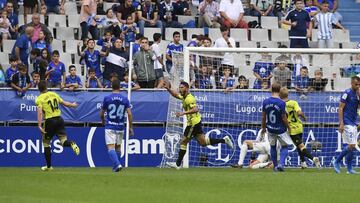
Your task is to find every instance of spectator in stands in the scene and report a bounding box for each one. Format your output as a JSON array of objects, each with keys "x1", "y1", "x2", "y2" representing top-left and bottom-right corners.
[
  {"x1": 137, "y1": 0, "x2": 163, "y2": 36},
  {"x1": 253, "y1": 52, "x2": 273, "y2": 89},
  {"x1": 283, "y1": 0, "x2": 311, "y2": 48},
  {"x1": 104, "y1": 38, "x2": 129, "y2": 82},
  {"x1": 24, "y1": 0, "x2": 39, "y2": 24},
  {"x1": 80, "y1": 0, "x2": 100, "y2": 40},
  {"x1": 276, "y1": 44, "x2": 293, "y2": 69},
  {"x1": 272, "y1": 59, "x2": 292, "y2": 88},
  {"x1": 121, "y1": 15, "x2": 138, "y2": 49},
  {"x1": 45, "y1": 50, "x2": 66, "y2": 88},
  {"x1": 103, "y1": 72, "x2": 119, "y2": 88},
  {"x1": 219, "y1": 0, "x2": 248, "y2": 29},
  {"x1": 292, "y1": 51, "x2": 308, "y2": 77},
  {"x1": 173, "y1": 0, "x2": 195, "y2": 28},
  {"x1": 103, "y1": 9, "x2": 121, "y2": 38},
  {"x1": 120, "y1": 70, "x2": 141, "y2": 90},
  {"x1": 295, "y1": 66, "x2": 310, "y2": 98},
  {"x1": 220, "y1": 66, "x2": 236, "y2": 89},
  {"x1": 151, "y1": 33, "x2": 165, "y2": 88},
  {"x1": 202, "y1": 37, "x2": 212, "y2": 47},
  {"x1": 41, "y1": 48, "x2": 51, "y2": 63},
  {"x1": 115, "y1": 0, "x2": 136, "y2": 24},
  {"x1": 273, "y1": 0, "x2": 289, "y2": 20},
  {"x1": 6, "y1": 2, "x2": 19, "y2": 39},
  {"x1": 0, "y1": 0, "x2": 6, "y2": 10},
  {"x1": 198, "y1": 0, "x2": 221, "y2": 28},
  {"x1": 65, "y1": 65, "x2": 83, "y2": 90},
  {"x1": 38, "y1": 59, "x2": 48, "y2": 81},
  {"x1": 166, "y1": 31, "x2": 183, "y2": 73},
  {"x1": 97, "y1": 30, "x2": 115, "y2": 49},
  {"x1": 30, "y1": 48, "x2": 41, "y2": 72},
  {"x1": 159, "y1": 0, "x2": 183, "y2": 29},
  {"x1": 0, "y1": 10, "x2": 12, "y2": 39},
  {"x1": 248, "y1": 0, "x2": 274, "y2": 27},
  {"x1": 312, "y1": 0, "x2": 345, "y2": 48},
  {"x1": 11, "y1": 63, "x2": 31, "y2": 97},
  {"x1": 21, "y1": 14, "x2": 53, "y2": 44},
  {"x1": 31, "y1": 71, "x2": 40, "y2": 88},
  {"x1": 225, "y1": 75, "x2": 249, "y2": 92},
  {"x1": 5, "y1": 56, "x2": 18, "y2": 86},
  {"x1": 132, "y1": 34, "x2": 143, "y2": 56},
  {"x1": 0, "y1": 65, "x2": 5, "y2": 87},
  {"x1": 40, "y1": 0, "x2": 65, "y2": 15},
  {"x1": 86, "y1": 68, "x2": 103, "y2": 88},
  {"x1": 196, "y1": 65, "x2": 213, "y2": 89},
  {"x1": 133, "y1": 37, "x2": 157, "y2": 88},
  {"x1": 314, "y1": 0, "x2": 342, "y2": 22},
  {"x1": 12, "y1": 26, "x2": 34, "y2": 67},
  {"x1": 304, "y1": 0, "x2": 319, "y2": 19},
  {"x1": 309, "y1": 69, "x2": 328, "y2": 91},
  {"x1": 78, "y1": 39, "x2": 110, "y2": 81},
  {"x1": 32, "y1": 30, "x2": 52, "y2": 52}
]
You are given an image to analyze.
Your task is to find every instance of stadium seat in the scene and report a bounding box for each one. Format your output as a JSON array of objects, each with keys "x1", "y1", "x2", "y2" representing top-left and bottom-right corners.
[
  {"x1": 18, "y1": 15, "x2": 24, "y2": 26},
  {"x1": 143, "y1": 28, "x2": 162, "y2": 40},
  {"x1": 239, "y1": 41, "x2": 257, "y2": 48},
  {"x1": 64, "y1": 2, "x2": 78, "y2": 15},
  {"x1": 334, "y1": 77, "x2": 350, "y2": 91},
  {"x1": 333, "y1": 29, "x2": 350, "y2": 43},
  {"x1": 243, "y1": 16, "x2": 258, "y2": 23},
  {"x1": 27, "y1": 14, "x2": 45, "y2": 24},
  {"x1": 312, "y1": 54, "x2": 331, "y2": 69},
  {"x1": 250, "y1": 29, "x2": 269, "y2": 41},
  {"x1": 342, "y1": 42, "x2": 359, "y2": 49},
  {"x1": 260, "y1": 41, "x2": 279, "y2": 48},
  {"x1": 0, "y1": 53, "x2": 9, "y2": 62},
  {"x1": 309, "y1": 41, "x2": 318, "y2": 48},
  {"x1": 332, "y1": 54, "x2": 351, "y2": 68},
  {"x1": 65, "y1": 40, "x2": 81, "y2": 54},
  {"x1": 165, "y1": 28, "x2": 183, "y2": 41},
  {"x1": 52, "y1": 39, "x2": 64, "y2": 53},
  {"x1": 48, "y1": 14, "x2": 67, "y2": 27},
  {"x1": 230, "y1": 29, "x2": 248, "y2": 42},
  {"x1": 104, "y1": 2, "x2": 117, "y2": 11},
  {"x1": 2, "y1": 64, "x2": 10, "y2": 70},
  {"x1": 261, "y1": 16, "x2": 279, "y2": 29},
  {"x1": 271, "y1": 29, "x2": 289, "y2": 42},
  {"x1": 158, "y1": 40, "x2": 170, "y2": 54},
  {"x1": 208, "y1": 28, "x2": 221, "y2": 42},
  {"x1": 311, "y1": 29, "x2": 318, "y2": 41},
  {"x1": 67, "y1": 14, "x2": 81, "y2": 28},
  {"x1": 186, "y1": 28, "x2": 204, "y2": 41},
  {"x1": 2, "y1": 40, "x2": 15, "y2": 53},
  {"x1": 56, "y1": 27, "x2": 76, "y2": 40},
  {"x1": 60, "y1": 53, "x2": 73, "y2": 65},
  {"x1": 177, "y1": 15, "x2": 196, "y2": 25}
]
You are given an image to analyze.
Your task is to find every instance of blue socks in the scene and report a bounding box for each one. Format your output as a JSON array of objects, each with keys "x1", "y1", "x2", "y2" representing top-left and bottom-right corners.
[
  {"x1": 335, "y1": 147, "x2": 349, "y2": 163},
  {"x1": 279, "y1": 146, "x2": 288, "y2": 166},
  {"x1": 108, "y1": 149, "x2": 120, "y2": 168},
  {"x1": 346, "y1": 148, "x2": 354, "y2": 171},
  {"x1": 116, "y1": 151, "x2": 121, "y2": 161},
  {"x1": 270, "y1": 146, "x2": 278, "y2": 167}
]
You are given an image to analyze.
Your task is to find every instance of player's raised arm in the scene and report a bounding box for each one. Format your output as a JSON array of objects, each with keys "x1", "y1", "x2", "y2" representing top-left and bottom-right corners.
[
  {"x1": 163, "y1": 81, "x2": 181, "y2": 99},
  {"x1": 60, "y1": 100, "x2": 78, "y2": 108}
]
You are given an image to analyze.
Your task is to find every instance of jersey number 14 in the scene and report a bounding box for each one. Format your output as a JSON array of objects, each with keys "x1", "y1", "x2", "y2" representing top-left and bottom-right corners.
[{"x1": 48, "y1": 99, "x2": 59, "y2": 112}]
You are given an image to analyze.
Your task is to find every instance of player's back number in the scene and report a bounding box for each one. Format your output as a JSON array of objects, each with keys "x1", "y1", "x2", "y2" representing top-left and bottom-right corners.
[{"x1": 108, "y1": 104, "x2": 125, "y2": 119}]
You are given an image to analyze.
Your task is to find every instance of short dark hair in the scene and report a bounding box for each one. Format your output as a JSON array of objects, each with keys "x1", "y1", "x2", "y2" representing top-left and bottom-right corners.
[
  {"x1": 153, "y1": 33, "x2": 162, "y2": 42},
  {"x1": 31, "y1": 71, "x2": 40, "y2": 76},
  {"x1": 271, "y1": 82, "x2": 281, "y2": 93},
  {"x1": 135, "y1": 33, "x2": 144, "y2": 40},
  {"x1": 9, "y1": 55, "x2": 18, "y2": 62},
  {"x1": 203, "y1": 37, "x2": 212, "y2": 42},
  {"x1": 301, "y1": 66, "x2": 308, "y2": 71},
  {"x1": 173, "y1": 31, "x2": 180, "y2": 37},
  {"x1": 321, "y1": 0, "x2": 329, "y2": 5},
  {"x1": 89, "y1": 68, "x2": 95, "y2": 73},
  {"x1": 31, "y1": 48, "x2": 40, "y2": 56},
  {"x1": 179, "y1": 81, "x2": 189, "y2": 89},
  {"x1": 52, "y1": 50, "x2": 60, "y2": 56},
  {"x1": 140, "y1": 37, "x2": 148, "y2": 42},
  {"x1": 191, "y1": 34, "x2": 197, "y2": 39},
  {"x1": 69, "y1": 65, "x2": 76, "y2": 72},
  {"x1": 109, "y1": 72, "x2": 118, "y2": 78},
  {"x1": 238, "y1": 75, "x2": 247, "y2": 82},
  {"x1": 220, "y1": 25, "x2": 229, "y2": 32},
  {"x1": 351, "y1": 76, "x2": 360, "y2": 81},
  {"x1": 18, "y1": 63, "x2": 27, "y2": 71},
  {"x1": 38, "y1": 80, "x2": 47, "y2": 92},
  {"x1": 112, "y1": 78, "x2": 120, "y2": 90}
]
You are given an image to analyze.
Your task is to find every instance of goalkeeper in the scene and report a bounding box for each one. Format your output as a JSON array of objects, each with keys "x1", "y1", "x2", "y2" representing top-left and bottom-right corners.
[
  {"x1": 164, "y1": 81, "x2": 234, "y2": 168},
  {"x1": 279, "y1": 87, "x2": 321, "y2": 169}
]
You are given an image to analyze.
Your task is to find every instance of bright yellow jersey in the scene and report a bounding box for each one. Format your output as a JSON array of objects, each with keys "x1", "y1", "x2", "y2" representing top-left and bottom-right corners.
[
  {"x1": 178, "y1": 93, "x2": 201, "y2": 126},
  {"x1": 35, "y1": 91, "x2": 63, "y2": 120},
  {"x1": 285, "y1": 100, "x2": 303, "y2": 135}
]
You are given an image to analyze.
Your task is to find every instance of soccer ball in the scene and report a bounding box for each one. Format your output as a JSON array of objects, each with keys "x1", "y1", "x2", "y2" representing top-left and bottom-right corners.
[{"x1": 310, "y1": 141, "x2": 322, "y2": 151}]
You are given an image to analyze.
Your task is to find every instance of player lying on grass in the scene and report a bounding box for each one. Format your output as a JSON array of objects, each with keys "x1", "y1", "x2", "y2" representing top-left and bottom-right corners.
[{"x1": 164, "y1": 81, "x2": 234, "y2": 168}]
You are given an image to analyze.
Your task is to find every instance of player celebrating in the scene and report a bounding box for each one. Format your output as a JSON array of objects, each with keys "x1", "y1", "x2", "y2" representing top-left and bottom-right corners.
[
  {"x1": 35, "y1": 81, "x2": 80, "y2": 171},
  {"x1": 100, "y1": 78, "x2": 133, "y2": 172},
  {"x1": 164, "y1": 81, "x2": 234, "y2": 168},
  {"x1": 232, "y1": 131, "x2": 272, "y2": 169},
  {"x1": 333, "y1": 76, "x2": 360, "y2": 174},
  {"x1": 261, "y1": 82, "x2": 292, "y2": 172},
  {"x1": 279, "y1": 87, "x2": 321, "y2": 169}
]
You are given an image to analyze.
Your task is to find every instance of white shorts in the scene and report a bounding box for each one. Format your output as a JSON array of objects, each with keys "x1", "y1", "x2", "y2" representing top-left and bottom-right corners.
[
  {"x1": 343, "y1": 125, "x2": 358, "y2": 145},
  {"x1": 253, "y1": 142, "x2": 270, "y2": 155},
  {"x1": 268, "y1": 132, "x2": 293, "y2": 146},
  {"x1": 105, "y1": 129, "x2": 124, "y2": 145},
  {"x1": 256, "y1": 154, "x2": 269, "y2": 163}
]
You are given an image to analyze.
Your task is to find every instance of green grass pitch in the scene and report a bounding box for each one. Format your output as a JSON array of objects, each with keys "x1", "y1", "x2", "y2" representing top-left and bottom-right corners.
[{"x1": 0, "y1": 167, "x2": 358, "y2": 203}]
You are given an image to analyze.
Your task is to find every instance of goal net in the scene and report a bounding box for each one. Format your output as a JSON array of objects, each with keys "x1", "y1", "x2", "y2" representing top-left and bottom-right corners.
[{"x1": 161, "y1": 47, "x2": 360, "y2": 168}]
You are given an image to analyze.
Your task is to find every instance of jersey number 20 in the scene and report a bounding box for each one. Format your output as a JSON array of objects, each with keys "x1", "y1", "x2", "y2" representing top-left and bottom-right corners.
[{"x1": 108, "y1": 104, "x2": 125, "y2": 119}]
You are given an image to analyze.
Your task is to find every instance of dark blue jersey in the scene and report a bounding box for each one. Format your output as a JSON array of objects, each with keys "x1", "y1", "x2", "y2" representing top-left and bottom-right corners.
[
  {"x1": 262, "y1": 96, "x2": 287, "y2": 134},
  {"x1": 340, "y1": 88, "x2": 359, "y2": 126},
  {"x1": 102, "y1": 93, "x2": 131, "y2": 131},
  {"x1": 285, "y1": 9, "x2": 311, "y2": 38}
]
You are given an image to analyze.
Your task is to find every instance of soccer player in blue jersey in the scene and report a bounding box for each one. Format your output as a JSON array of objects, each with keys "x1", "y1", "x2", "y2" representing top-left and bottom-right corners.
[
  {"x1": 100, "y1": 78, "x2": 133, "y2": 172},
  {"x1": 333, "y1": 76, "x2": 360, "y2": 174},
  {"x1": 261, "y1": 82, "x2": 292, "y2": 171},
  {"x1": 166, "y1": 31, "x2": 183, "y2": 73}
]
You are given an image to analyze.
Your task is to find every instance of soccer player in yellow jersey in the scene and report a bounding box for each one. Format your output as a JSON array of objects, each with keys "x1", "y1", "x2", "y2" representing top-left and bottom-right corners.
[
  {"x1": 279, "y1": 87, "x2": 321, "y2": 169},
  {"x1": 35, "y1": 81, "x2": 80, "y2": 171},
  {"x1": 164, "y1": 81, "x2": 234, "y2": 168}
]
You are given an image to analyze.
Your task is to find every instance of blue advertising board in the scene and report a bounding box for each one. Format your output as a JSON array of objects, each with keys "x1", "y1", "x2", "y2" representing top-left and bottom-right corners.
[{"x1": 0, "y1": 90, "x2": 343, "y2": 123}]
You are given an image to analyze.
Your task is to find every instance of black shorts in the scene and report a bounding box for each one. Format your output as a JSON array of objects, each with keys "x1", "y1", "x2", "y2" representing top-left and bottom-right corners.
[
  {"x1": 44, "y1": 116, "x2": 66, "y2": 140},
  {"x1": 24, "y1": 0, "x2": 38, "y2": 7},
  {"x1": 291, "y1": 133, "x2": 304, "y2": 146},
  {"x1": 184, "y1": 122, "x2": 203, "y2": 139}
]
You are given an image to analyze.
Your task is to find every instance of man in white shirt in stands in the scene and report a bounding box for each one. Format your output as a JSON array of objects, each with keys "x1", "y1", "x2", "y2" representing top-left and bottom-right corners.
[{"x1": 219, "y1": 0, "x2": 248, "y2": 29}]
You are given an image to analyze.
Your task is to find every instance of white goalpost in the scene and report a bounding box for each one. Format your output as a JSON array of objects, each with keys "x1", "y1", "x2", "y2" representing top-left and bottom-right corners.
[{"x1": 161, "y1": 47, "x2": 360, "y2": 168}]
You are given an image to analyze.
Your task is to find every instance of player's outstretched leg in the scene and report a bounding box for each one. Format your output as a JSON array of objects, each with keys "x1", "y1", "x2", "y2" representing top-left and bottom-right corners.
[
  {"x1": 232, "y1": 142, "x2": 248, "y2": 168},
  {"x1": 59, "y1": 136, "x2": 80, "y2": 155},
  {"x1": 41, "y1": 146, "x2": 54, "y2": 171},
  {"x1": 200, "y1": 135, "x2": 234, "y2": 149}
]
